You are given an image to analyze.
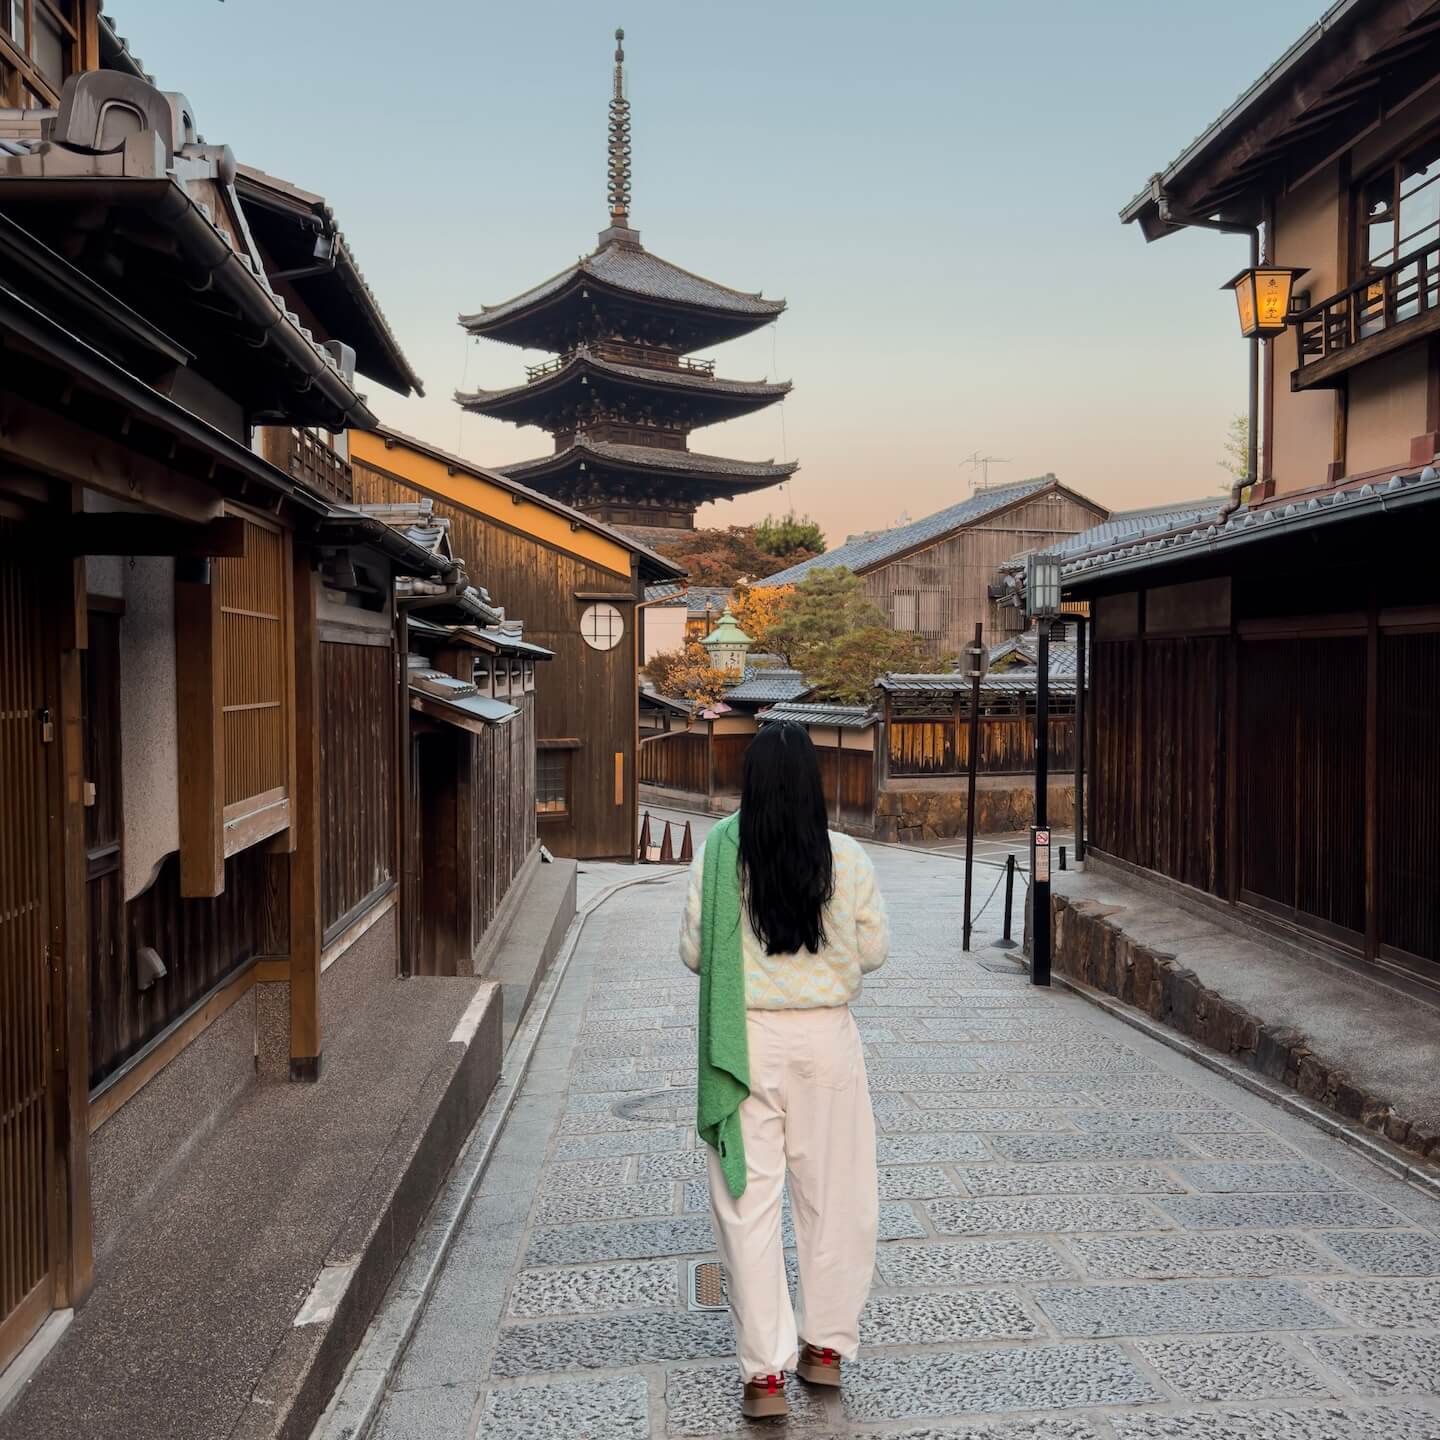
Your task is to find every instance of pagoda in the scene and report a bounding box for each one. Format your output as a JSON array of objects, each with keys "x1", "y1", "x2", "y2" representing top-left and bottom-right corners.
[{"x1": 457, "y1": 29, "x2": 797, "y2": 541}]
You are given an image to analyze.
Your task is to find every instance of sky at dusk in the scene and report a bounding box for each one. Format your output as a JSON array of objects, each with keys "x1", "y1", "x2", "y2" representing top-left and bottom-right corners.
[{"x1": 130, "y1": 0, "x2": 1324, "y2": 545}]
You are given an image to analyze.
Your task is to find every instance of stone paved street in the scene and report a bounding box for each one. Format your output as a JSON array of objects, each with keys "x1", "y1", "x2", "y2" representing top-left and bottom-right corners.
[{"x1": 367, "y1": 841, "x2": 1440, "y2": 1439}]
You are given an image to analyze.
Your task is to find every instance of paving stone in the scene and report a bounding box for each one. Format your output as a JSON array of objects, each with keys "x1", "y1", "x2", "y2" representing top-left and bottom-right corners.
[
  {"x1": 1136, "y1": 1336, "x2": 1336, "y2": 1401},
  {"x1": 524, "y1": 1215, "x2": 715, "y2": 1266},
  {"x1": 539, "y1": 1156, "x2": 631, "y2": 1190},
  {"x1": 1315, "y1": 1229, "x2": 1440, "y2": 1275},
  {"x1": 926, "y1": 1196, "x2": 1171, "y2": 1235},
  {"x1": 663, "y1": 1365, "x2": 829, "y2": 1434},
  {"x1": 1035, "y1": 1278, "x2": 1338, "y2": 1337},
  {"x1": 552, "y1": 1128, "x2": 690, "y2": 1161},
  {"x1": 866, "y1": 1056, "x2": 982, "y2": 1074},
  {"x1": 877, "y1": 1133, "x2": 991, "y2": 1164},
  {"x1": 972, "y1": 1049, "x2": 1159, "y2": 1073},
  {"x1": 536, "y1": 1181, "x2": 676, "y2": 1225},
  {"x1": 1108, "y1": 1403, "x2": 1440, "y2": 1440},
  {"x1": 991, "y1": 1134, "x2": 1200, "y2": 1162},
  {"x1": 1022, "y1": 1075, "x2": 1214, "y2": 1101},
  {"x1": 1187, "y1": 1132, "x2": 1303, "y2": 1160},
  {"x1": 877, "y1": 1239, "x2": 1074, "y2": 1286},
  {"x1": 579, "y1": 1038, "x2": 653, "y2": 1059},
  {"x1": 1174, "y1": 1162, "x2": 1352, "y2": 1193},
  {"x1": 1312, "y1": 1278, "x2": 1440, "y2": 1329},
  {"x1": 862, "y1": 1289, "x2": 1037, "y2": 1344},
  {"x1": 1157, "y1": 1193, "x2": 1401, "y2": 1229},
  {"x1": 880, "y1": 1109, "x2": 1076, "y2": 1134},
  {"x1": 507, "y1": 1260, "x2": 679, "y2": 1317},
  {"x1": 1071, "y1": 1109, "x2": 1259, "y2": 1132},
  {"x1": 877, "y1": 1201, "x2": 928, "y2": 1239},
  {"x1": 841, "y1": 1343, "x2": 1161, "y2": 1421},
  {"x1": 868, "y1": 1072, "x2": 1028, "y2": 1092},
  {"x1": 907, "y1": 1088, "x2": 1081, "y2": 1109},
  {"x1": 479, "y1": 1374, "x2": 650, "y2": 1439},
  {"x1": 858, "y1": 1421, "x2": 1106, "y2": 1440},
  {"x1": 952, "y1": 1164, "x2": 1185, "y2": 1196},
  {"x1": 1066, "y1": 1231, "x2": 1335, "y2": 1279},
  {"x1": 878, "y1": 1165, "x2": 959, "y2": 1199},
  {"x1": 1304, "y1": 1333, "x2": 1440, "y2": 1395},
  {"x1": 637, "y1": 1150, "x2": 710, "y2": 1181},
  {"x1": 491, "y1": 1311, "x2": 735, "y2": 1376}
]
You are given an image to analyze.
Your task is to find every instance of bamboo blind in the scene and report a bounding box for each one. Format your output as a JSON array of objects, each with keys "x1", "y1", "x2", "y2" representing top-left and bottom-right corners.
[{"x1": 217, "y1": 520, "x2": 288, "y2": 809}]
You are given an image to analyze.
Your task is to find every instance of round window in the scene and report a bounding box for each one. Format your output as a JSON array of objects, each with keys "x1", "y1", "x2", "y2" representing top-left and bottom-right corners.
[{"x1": 580, "y1": 602, "x2": 625, "y2": 652}]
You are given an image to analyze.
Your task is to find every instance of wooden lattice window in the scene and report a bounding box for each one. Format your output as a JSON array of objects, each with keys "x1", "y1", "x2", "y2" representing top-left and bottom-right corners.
[
  {"x1": 0, "y1": 0, "x2": 87, "y2": 107},
  {"x1": 177, "y1": 509, "x2": 295, "y2": 897}
]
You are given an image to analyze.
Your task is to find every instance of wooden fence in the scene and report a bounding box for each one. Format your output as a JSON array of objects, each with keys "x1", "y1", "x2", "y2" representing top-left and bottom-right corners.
[
  {"x1": 639, "y1": 731, "x2": 709, "y2": 794},
  {"x1": 887, "y1": 714, "x2": 1076, "y2": 777}
]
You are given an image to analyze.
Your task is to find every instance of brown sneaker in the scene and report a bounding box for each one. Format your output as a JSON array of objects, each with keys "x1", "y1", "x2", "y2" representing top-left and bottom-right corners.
[
  {"x1": 742, "y1": 1373, "x2": 788, "y2": 1418},
  {"x1": 797, "y1": 1343, "x2": 843, "y2": 1386}
]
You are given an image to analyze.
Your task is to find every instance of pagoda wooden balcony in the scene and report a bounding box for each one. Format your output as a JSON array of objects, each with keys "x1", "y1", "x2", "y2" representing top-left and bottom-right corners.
[
  {"x1": 525, "y1": 343, "x2": 716, "y2": 384},
  {"x1": 1293, "y1": 239, "x2": 1440, "y2": 390}
]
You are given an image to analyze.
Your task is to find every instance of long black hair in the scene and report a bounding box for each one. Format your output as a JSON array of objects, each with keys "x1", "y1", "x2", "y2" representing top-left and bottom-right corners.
[{"x1": 737, "y1": 722, "x2": 835, "y2": 955}]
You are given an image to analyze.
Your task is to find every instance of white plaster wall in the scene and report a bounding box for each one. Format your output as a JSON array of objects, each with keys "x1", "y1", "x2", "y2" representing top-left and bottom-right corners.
[
  {"x1": 121, "y1": 556, "x2": 180, "y2": 900},
  {"x1": 642, "y1": 606, "x2": 686, "y2": 664}
]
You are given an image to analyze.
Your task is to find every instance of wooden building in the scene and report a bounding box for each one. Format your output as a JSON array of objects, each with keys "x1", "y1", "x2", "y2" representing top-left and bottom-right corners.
[
  {"x1": 757, "y1": 478, "x2": 1108, "y2": 656},
  {"x1": 0, "y1": 52, "x2": 546, "y2": 1381},
  {"x1": 349, "y1": 426, "x2": 683, "y2": 861},
  {"x1": 456, "y1": 31, "x2": 795, "y2": 543},
  {"x1": 1075, "y1": 0, "x2": 1440, "y2": 992}
]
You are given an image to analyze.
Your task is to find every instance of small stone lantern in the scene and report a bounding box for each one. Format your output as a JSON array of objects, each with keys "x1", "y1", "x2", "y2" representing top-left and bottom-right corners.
[{"x1": 700, "y1": 606, "x2": 752, "y2": 677}]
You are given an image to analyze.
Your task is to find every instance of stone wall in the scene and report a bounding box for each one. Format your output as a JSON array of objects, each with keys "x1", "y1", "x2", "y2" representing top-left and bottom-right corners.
[
  {"x1": 874, "y1": 779, "x2": 1074, "y2": 843},
  {"x1": 1051, "y1": 892, "x2": 1440, "y2": 1166}
]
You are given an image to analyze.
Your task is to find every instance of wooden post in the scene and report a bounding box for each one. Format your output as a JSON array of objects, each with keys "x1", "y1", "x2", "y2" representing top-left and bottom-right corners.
[
  {"x1": 962, "y1": 623, "x2": 983, "y2": 951},
  {"x1": 834, "y1": 725, "x2": 843, "y2": 825},
  {"x1": 1074, "y1": 617, "x2": 1087, "y2": 863},
  {"x1": 47, "y1": 551, "x2": 93, "y2": 1307},
  {"x1": 289, "y1": 544, "x2": 322, "y2": 1079},
  {"x1": 1364, "y1": 592, "x2": 1379, "y2": 962},
  {"x1": 175, "y1": 561, "x2": 224, "y2": 897}
]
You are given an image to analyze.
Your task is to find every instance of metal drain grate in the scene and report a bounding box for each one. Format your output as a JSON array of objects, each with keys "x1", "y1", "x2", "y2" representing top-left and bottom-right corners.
[{"x1": 688, "y1": 1259, "x2": 729, "y2": 1311}]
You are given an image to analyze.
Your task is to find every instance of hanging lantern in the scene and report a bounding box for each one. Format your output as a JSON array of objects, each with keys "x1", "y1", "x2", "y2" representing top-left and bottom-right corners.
[{"x1": 1222, "y1": 266, "x2": 1308, "y2": 338}]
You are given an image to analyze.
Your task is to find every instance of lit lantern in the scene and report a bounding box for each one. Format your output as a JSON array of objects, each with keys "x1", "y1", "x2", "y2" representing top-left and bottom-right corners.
[
  {"x1": 1223, "y1": 266, "x2": 1308, "y2": 338},
  {"x1": 1025, "y1": 553, "x2": 1063, "y2": 620}
]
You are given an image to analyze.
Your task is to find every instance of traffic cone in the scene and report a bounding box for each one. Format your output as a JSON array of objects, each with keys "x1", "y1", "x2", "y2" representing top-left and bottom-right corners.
[
  {"x1": 659, "y1": 821, "x2": 675, "y2": 864},
  {"x1": 637, "y1": 811, "x2": 652, "y2": 863},
  {"x1": 679, "y1": 821, "x2": 694, "y2": 863}
]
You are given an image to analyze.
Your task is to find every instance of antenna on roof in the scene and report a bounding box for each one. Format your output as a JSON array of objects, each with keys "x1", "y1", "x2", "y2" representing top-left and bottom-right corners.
[
  {"x1": 607, "y1": 27, "x2": 633, "y2": 229},
  {"x1": 962, "y1": 451, "x2": 1011, "y2": 492}
]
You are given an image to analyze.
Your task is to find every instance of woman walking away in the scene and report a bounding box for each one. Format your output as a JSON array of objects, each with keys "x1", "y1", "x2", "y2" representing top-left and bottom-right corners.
[{"x1": 679, "y1": 721, "x2": 889, "y2": 1419}]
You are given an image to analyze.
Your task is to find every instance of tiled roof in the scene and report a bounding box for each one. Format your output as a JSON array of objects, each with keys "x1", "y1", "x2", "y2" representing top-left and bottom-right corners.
[
  {"x1": 500, "y1": 440, "x2": 798, "y2": 482},
  {"x1": 756, "y1": 478, "x2": 1066, "y2": 587},
  {"x1": 643, "y1": 582, "x2": 687, "y2": 605},
  {"x1": 878, "y1": 672, "x2": 1078, "y2": 698},
  {"x1": 1063, "y1": 468, "x2": 1440, "y2": 585},
  {"x1": 989, "y1": 636, "x2": 1079, "y2": 678},
  {"x1": 723, "y1": 669, "x2": 811, "y2": 704},
  {"x1": 759, "y1": 702, "x2": 878, "y2": 729},
  {"x1": 1005, "y1": 499, "x2": 1223, "y2": 568},
  {"x1": 462, "y1": 240, "x2": 786, "y2": 329},
  {"x1": 456, "y1": 347, "x2": 789, "y2": 408}
]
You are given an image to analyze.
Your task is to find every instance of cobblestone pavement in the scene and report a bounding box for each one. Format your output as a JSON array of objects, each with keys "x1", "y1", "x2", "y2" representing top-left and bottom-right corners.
[{"x1": 369, "y1": 842, "x2": 1440, "y2": 1440}]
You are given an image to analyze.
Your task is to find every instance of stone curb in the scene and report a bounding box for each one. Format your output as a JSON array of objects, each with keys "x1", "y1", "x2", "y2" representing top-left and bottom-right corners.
[
  {"x1": 1046, "y1": 960, "x2": 1440, "y2": 1206},
  {"x1": 310, "y1": 869, "x2": 685, "y2": 1440}
]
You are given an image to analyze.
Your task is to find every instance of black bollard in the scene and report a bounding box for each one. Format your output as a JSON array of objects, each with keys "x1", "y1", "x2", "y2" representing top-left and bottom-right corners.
[
  {"x1": 994, "y1": 853, "x2": 1018, "y2": 949},
  {"x1": 1060, "y1": 845, "x2": 1068, "y2": 871}
]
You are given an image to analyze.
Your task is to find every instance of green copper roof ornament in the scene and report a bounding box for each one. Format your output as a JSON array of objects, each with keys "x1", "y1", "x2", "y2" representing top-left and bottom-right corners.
[{"x1": 701, "y1": 606, "x2": 753, "y2": 652}]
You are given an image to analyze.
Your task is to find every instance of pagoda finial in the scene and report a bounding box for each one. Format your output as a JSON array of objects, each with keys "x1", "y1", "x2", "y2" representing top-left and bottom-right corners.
[{"x1": 606, "y1": 26, "x2": 633, "y2": 229}]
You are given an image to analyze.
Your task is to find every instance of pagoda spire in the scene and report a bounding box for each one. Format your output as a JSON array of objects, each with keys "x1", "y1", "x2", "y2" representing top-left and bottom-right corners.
[{"x1": 606, "y1": 27, "x2": 634, "y2": 233}]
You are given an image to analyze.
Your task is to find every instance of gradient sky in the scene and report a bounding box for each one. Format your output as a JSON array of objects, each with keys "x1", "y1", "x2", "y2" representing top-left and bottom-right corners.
[{"x1": 130, "y1": 0, "x2": 1323, "y2": 544}]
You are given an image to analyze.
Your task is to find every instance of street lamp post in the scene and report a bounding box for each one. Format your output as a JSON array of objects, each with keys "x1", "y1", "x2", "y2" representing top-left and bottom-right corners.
[{"x1": 1025, "y1": 552, "x2": 1062, "y2": 988}]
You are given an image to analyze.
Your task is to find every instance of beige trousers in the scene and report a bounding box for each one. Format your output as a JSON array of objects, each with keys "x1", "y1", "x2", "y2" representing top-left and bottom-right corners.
[{"x1": 706, "y1": 1006, "x2": 878, "y2": 1379}]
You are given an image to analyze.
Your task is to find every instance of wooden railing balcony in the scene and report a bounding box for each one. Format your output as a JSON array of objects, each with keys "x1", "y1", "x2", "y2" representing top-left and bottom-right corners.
[
  {"x1": 1293, "y1": 239, "x2": 1440, "y2": 390},
  {"x1": 259, "y1": 425, "x2": 354, "y2": 504},
  {"x1": 526, "y1": 343, "x2": 716, "y2": 384}
]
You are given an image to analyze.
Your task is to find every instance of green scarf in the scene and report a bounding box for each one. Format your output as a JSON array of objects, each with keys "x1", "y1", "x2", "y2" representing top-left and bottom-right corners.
[{"x1": 695, "y1": 811, "x2": 749, "y2": 1198}]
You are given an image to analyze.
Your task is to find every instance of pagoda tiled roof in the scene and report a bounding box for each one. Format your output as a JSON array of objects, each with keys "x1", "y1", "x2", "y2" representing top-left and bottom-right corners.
[
  {"x1": 461, "y1": 239, "x2": 786, "y2": 332},
  {"x1": 500, "y1": 440, "x2": 799, "y2": 485},
  {"x1": 456, "y1": 346, "x2": 790, "y2": 412},
  {"x1": 756, "y1": 478, "x2": 1071, "y2": 587}
]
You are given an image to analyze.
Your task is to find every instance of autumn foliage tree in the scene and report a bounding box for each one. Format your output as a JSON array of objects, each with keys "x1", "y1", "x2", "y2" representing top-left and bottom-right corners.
[
  {"x1": 651, "y1": 519, "x2": 824, "y2": 586},
  {"x1": 765, "y1": 566, "x2": 951, "y2": 704},
  {"x1": 643, "y1": 642, "x2": 732, "y2": 711},
  {"x1": 730, "y1": 582, "x2": 795, "y2": 649}
]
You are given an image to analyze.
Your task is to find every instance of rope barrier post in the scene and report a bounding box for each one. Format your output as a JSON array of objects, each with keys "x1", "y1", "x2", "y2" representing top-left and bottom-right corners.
[
  {"x1": 1060, "y1": 845, "x2": 1067, "y2": 872},
  {"x1": 994, "y1": 853, "x2": 1018, "y2": 949}
]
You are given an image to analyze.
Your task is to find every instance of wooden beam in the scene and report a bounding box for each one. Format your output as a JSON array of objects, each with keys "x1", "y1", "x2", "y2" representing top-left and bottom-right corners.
[
  {"x1": 56, "y1": 514, "x2": 248, "y2": 559},
  {"x1": 1292, "y1": 302, "x2": 1440, "y2": 390},
  {"x1": 0, "y1": 391, "x2": 221, "y2": 525},
  {"x1": 1364, "y1": 593, "x2": 1380, "y2": 961},
  {"x1": 175, "y1": 568, "x2": 224, "y2": 897},
  {"x1": 47, "y1": 552, "x2": 93, "y2": 1308},
  {"x1": 288, "y1": 539, "x2": 323, "y2": 1079}
]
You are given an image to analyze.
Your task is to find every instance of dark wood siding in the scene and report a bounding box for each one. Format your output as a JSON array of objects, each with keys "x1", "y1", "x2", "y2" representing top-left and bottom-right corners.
[
  {"x1": 1378, "y1": 632, "x2": 1439, "y2": 965},
  {"x1": 638, "y1": 730, "x2": 708, "y2": 793},
  {"x1": 353, "y1": 461, "x2": 636, "y2": 859},
  {"x1": 889, "y1": 714, "x2": 1075, "y2": 777},
  {"x1": 319, "y1": 639, "x2": 396, "y2": 942}
]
